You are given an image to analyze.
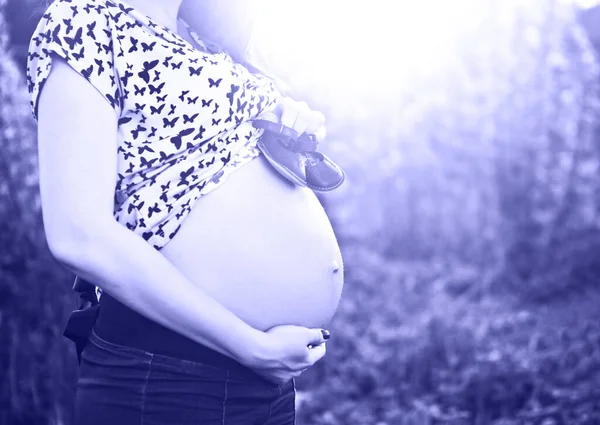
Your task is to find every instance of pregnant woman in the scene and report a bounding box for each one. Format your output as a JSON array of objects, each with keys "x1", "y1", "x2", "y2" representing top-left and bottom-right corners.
[{"x1": 27, "y1": 0, "x2": 344, "y2": 423}]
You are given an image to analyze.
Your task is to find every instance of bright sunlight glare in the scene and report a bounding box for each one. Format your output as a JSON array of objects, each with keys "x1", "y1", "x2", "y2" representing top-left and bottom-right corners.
[{"x1": 252, "y1": 0, "x2": 486, "y2": 98}]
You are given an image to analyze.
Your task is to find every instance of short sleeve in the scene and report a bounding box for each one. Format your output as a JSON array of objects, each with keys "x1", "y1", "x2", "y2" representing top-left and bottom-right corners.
[{"x1": 26, "y1": 0, "x2": 123, "y2": 121}]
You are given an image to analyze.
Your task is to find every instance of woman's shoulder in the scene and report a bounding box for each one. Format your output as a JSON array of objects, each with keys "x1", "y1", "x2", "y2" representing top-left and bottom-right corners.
[
  {"x1": 38, "y1": 0, "x2": 132, "y2": 31},
  {"x1": 27, "y1": 0, "x2": 125, "y2": 120},
  {"x1": 33, "y1": 0, "x2": 117, "y2": 41}
]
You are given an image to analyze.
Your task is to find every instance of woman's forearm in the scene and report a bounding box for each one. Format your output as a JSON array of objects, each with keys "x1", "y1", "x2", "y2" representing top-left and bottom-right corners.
[{"x1": 54, "y1": 219, "x2": 265, "y2": 366}]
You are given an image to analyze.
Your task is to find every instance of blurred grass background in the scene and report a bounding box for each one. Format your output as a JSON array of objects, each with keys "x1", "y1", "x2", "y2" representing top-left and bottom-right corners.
[{"x1": 3, "y1": 0, "x2": 600, "y2": 424}]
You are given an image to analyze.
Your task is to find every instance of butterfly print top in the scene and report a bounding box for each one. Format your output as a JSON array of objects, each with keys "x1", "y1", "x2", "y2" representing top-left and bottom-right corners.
[{"x1": 26, "y1": 0, "x2": 281, "y2": 250}]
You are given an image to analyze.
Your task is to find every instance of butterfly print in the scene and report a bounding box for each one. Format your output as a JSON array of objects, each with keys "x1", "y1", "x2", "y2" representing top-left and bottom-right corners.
[
  {"x1": 81, "y1": 64, "x2": 93, "y2": 79},
  {"x1": 138, "y1": 59, "x2": 159, "y2": 83},
  {"x1": 183, "y1": 113, "x2": 198, "y2": 124},
  {"x1": 189, "y1": 66, "x2": 203, "y2": 76},
  {"x1": 106, "y1": 87, "x2": 121, "y2": 109},
  {"x1": 121, "y1": 69, "x2": 133, "y2": 86},
  {"x1": 73, "y1": 46, "x2": 84, "y2": 60},
  {"x1": 208, "y1": 77, "x2": 222, "y2": 88},
  {"x1": 177, "y1": 166, "x2": 195, "y2": 187},
  {"x1": 147, "y1": 202, "x2": 161, "y2": 218},
  {"x1": 101, "y1": 39, "x2": 113, "y2": 54},
  {"x1": 86, "y1": 21, "x2": 96, "y2": 39},
  {"x1": 224, "y1": 108, "x2": 234, "y2": 124},
  {"x1": 64, "y1": 18, "x2": 74, "y2": 33},
  {"x1": 119, "y1": 116, "x2": 132, "y2": 125},
  {"x1": 27, "y1": 0, "x2": 281, "y2": 251},
  {"x1": 140, "y1": 156, "x2": 158, "y2": 168},
  {"x1": 193, "y1": 125, "x2": 206, "y2": 141},
  {"x1": 129, "y1": 36, "x2": 138, "y2": 53},
  {"x1": 226, "y1": 84, "x2": 240, "y2": 106},
  {"x1": 148, "y1": 81, "x2": 165, "y2": 95},
  {"x1": 126, "y1": 21, "x2": 141, "y2": 30},
  {"x1": 163, "y1": 117, "x2": 179, "y2": 128},
  {"x1": 236, "y1": 98, "x2": 247, "y2": 114},
  {"x1": 179, "y1": 90, "x2": 189, "y2": 101},
  {"x1": 170, "y1": 128, "x2": 195, "y2": 149},
  {"x1": 131, "y1": 124, "x2": 146, "y2": 139},
  {"x1": 138, "y1": 145, "x2": 154, "y2": 154},
  {"x1": 221, "y1": 151, "x2": 232, "y2": 165}
]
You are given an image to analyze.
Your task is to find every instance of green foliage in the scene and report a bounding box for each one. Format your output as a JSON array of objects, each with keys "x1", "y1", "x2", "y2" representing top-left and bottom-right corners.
[
  {"x1": 304, "y1": 0, "x2": 600, "y2": 300},
  {"x1": 295, "y1": 247, "x2": 600, "y2": 425},
  {"x1": 0, "y1": 0, "x2": 77, "y2": 424}
]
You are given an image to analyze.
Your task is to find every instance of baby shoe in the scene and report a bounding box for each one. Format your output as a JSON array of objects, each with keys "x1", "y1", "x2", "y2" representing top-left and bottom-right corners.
[
  {"x1": 253, "y1": 120, "x2": 308, "y2": 187},
  {"x1": 253, "y1": 119, "x2": 345, "y2": 191}
]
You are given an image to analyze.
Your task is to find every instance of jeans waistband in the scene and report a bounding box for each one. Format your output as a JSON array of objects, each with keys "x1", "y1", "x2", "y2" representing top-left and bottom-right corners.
[{"x1": 93, "y1": 292, "x2": 257, "y2": 376}]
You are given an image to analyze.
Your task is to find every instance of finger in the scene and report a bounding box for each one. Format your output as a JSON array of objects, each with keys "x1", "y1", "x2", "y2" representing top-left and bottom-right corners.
[
  {"x1": 291, "y1": 101, "x2": 312, "y2": 136},
  {"x1": 293, "y1": 368, "x2": 308, "y2": 378},
  {"x1": 260, "y1": 111, "x2": 279, "y2": 123},
  {"x1": 279, "y1": 97, "x2": 298, "y2": 130},
  {"x1": 281, "y1": 99, "x2": 312, "y2": 137},
  {"x1": 305, "y1": 110, "x2": 326, "y2": 135},
  {"x1": 307, "y1": 328, "x2": 330, "y2": 346},
  {"x1": 306, "y1": 342, "x2": 327, "y2": 365},
  {"x1": 313, "y1": 125, "x2": 327, "y2": 142}
]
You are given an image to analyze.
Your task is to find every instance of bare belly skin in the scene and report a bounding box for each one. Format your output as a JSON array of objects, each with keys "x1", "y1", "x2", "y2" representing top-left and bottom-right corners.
[{"x1": 159, "y1": 153, "x2": 345, "y2": 332}]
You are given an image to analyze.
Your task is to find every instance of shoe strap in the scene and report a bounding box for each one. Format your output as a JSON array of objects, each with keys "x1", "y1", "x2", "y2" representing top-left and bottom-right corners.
[
  {"x1": 253, "y1": 119, "x2": 298, "y2": 140},
  {"x1": 287, "y1": 133, "x2": 318, "y2": 153},
  {"x1": 252, "y1": 119, "x2": 319, "y2": 153}
]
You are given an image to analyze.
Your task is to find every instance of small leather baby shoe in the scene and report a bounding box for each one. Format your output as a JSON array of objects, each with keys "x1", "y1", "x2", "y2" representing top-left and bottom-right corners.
[
  {"x1": 253, "y1": 119, "x2": 345, "y2": 191},
  {"x1": 304, "y1": 149, "x2": 346, "y2": 191},
  {"x1": 253, "y1": 119, "x2": 307, "y2": 187}
]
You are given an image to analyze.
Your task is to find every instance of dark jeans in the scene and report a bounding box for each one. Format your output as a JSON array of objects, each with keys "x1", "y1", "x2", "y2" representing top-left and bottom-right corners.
[
  {"x1": 70, "y1": 290, "x2": 296, "y2": 424},
  {"x1": 74, "y1": 330, "x2": 295, "y2": 425}
]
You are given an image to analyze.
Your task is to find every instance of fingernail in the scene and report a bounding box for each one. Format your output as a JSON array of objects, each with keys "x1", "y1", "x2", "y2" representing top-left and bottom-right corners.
[{"x1": 321, "y1": 329, "x2": 330, "y2": 340}]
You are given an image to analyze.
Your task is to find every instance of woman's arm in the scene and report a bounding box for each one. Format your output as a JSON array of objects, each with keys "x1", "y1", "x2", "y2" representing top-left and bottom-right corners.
[{"x1": 38, "y1": 57, "x2": 264, "y2": 364}]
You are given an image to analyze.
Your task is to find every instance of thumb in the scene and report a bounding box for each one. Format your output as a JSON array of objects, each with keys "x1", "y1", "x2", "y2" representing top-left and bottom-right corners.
[
  {"x1": 257, "y1": 110, "x2": 280, "y2": 123},
  {"x1": 307, "y1": 329, "x2": 330, "y2": 347}
]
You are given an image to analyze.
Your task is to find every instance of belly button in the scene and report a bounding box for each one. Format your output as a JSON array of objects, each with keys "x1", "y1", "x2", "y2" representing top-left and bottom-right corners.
[{"x1": 332, "y1": 261, "x2": 340, "y2": 274}]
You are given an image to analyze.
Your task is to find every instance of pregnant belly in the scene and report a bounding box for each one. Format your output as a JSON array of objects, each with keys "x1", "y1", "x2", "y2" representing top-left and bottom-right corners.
[{"x1": 159, "y1": 154, "x2": 345, "y2": 332}]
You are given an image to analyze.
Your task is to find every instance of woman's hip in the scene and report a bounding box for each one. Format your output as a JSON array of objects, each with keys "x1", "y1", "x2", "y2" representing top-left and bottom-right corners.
[{"x1": 74, "y1": 329, "x2": 296, "y2": 425}]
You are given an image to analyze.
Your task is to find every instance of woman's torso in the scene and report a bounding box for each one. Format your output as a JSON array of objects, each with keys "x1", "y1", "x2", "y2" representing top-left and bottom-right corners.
[
  {"x1": 160, "y1": 12, "x2": 344, "y2": 331},
  {"x1": 160, "y1": 153, "x2": 344, "y2": 332}
]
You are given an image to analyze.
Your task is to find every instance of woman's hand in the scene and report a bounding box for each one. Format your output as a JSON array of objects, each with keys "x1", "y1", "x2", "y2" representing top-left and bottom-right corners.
[
  {"x1": 263, "y1": 96, "x2": 327, "y2": 141},
  {"x1": 246, "y1": 324, "x2": 329, "y2": 386}
]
